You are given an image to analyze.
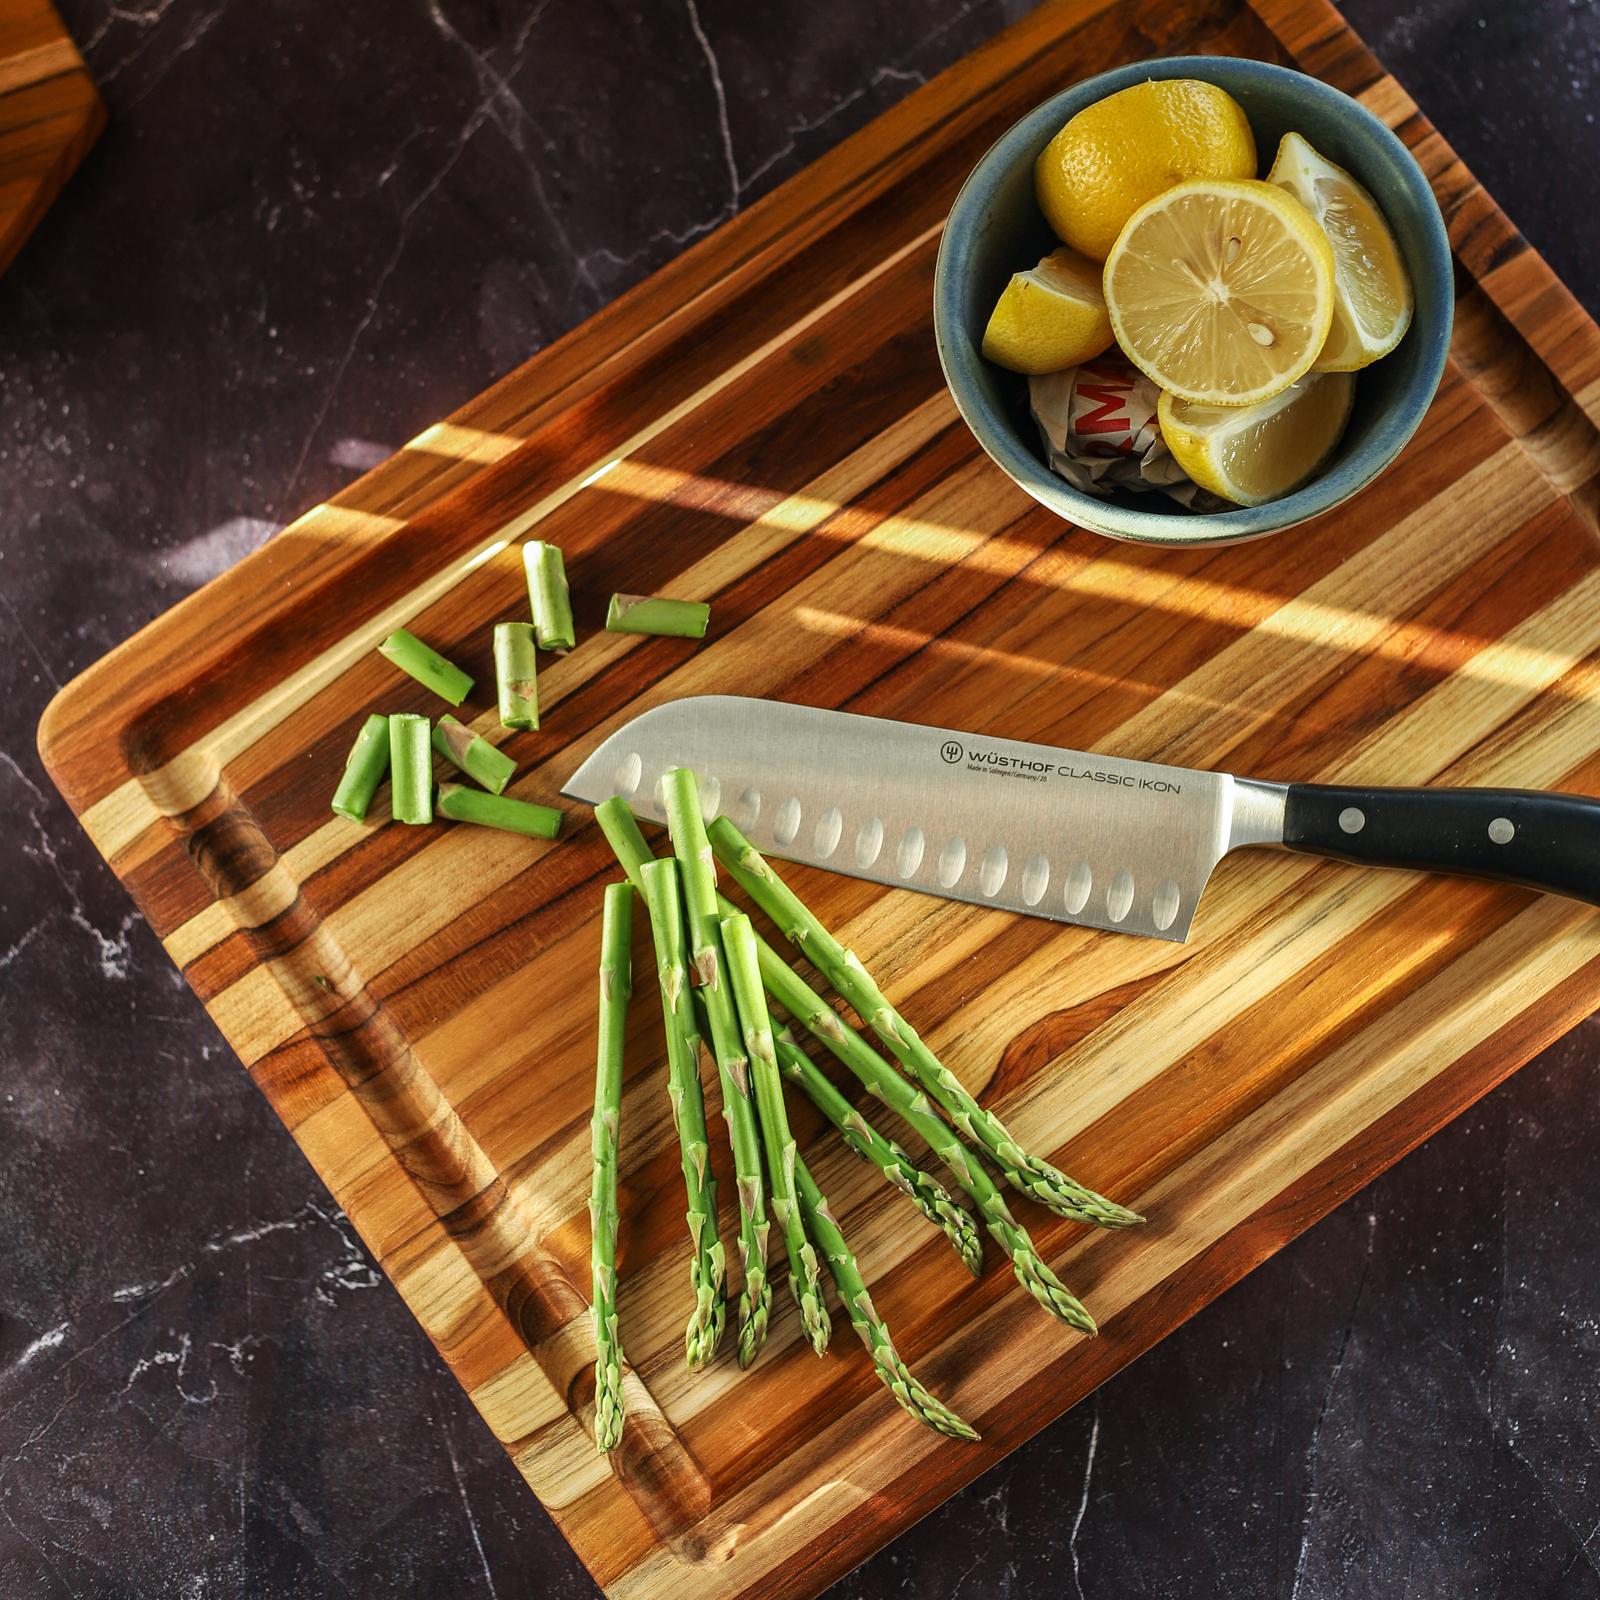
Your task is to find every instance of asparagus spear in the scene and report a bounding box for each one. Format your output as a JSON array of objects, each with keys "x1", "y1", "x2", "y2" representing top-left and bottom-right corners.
[
  {"x1": 661, "y1": 769, "x2": 773, "y2": 1369},
  {"x1": 524, "y1": 541, "x2": 575, "y2": 652},
  {"x1": 377, "y1": 628, "x2": 473, "y2": 704},
  {"x1": 388, "y1": 713, "x2": 433, "y2": 824},
  {"x1": 639, "y1": 859, "x2": 727, "y2": 1368},
  {"x1": 793, "y1": 1150, "x2": 978, "y2": 1441},
  {"x1": 591, "y1": 882, "x2": 632, "y2": 1451},
  {"x1": 755, "y1": 937, "x2": 1097, "y2": 1333},
  {"x1": 774, "y1": 1027, "x2": 982, "y2": 1277},
  {"x1": 605, "y1": 594, "x2": 710, "y2": 639},
  {"x1": 706, "y1": 817, "x2": 1142, "y2": 1230},
  {"x1": 431, "y1": 714, "x2": 516, "y2": 794},
  {"x1": 594, "y1": 798, "x2": 1095, "y2": 1330},
  {"x1": 493, "y1": 621, "x2": 540, "y2": 730},
  {"x1": 330, "y1": 713, "x2": 390, "y2": 821},
  {"x1": 721, "y1": 912, "x2": 831, "y2": 1356},
  {"x1": 436, "y1": 783, "x2": 562, "y2": 840}
]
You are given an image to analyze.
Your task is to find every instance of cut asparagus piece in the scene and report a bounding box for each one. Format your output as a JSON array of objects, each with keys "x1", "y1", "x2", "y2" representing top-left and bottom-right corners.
[
  {"x1": 775, "y1": 1028, "x2": 982, "y2": 1277},
  {"x1": 388, "y1": 713, "x2": 433, "y2": 824},
  {"x1": 436, "y1": 783, "x2": 562, "y2": 840},
  {"x1": 591, "y1": 882, "x2": 632, "y2": 1451},
  {"x1": 593, "y1": 799, "x2": 1097, "y2": 1331},
  {"x1": 330, "y1": 713, "x2": 390, "y2": 822},
  {"x1": 662, "y1": 768, "x2": 773, "y2": 1369},
  {"x1": 707, "y1": 817, "x2": 1143, "y2": 1230},
  {"x1": 431, "y1": 713, "x2": 516, "y2": 794},
  {"x1": 640, "y1": 859, "x2": 726, "y2": 1369},
  {"x1": 493, "y1": 621, "x2": 540, "y2": 731},
  {"x1": 793, "y1": 1150, "x2": 978, "y2": 1441},
  {"x1": 605, "y1": 594, "x2": 710, "y2": 639},
  {"x1": 377, "y1": 628, "x2": 473, "y2": 704},
  {"x1": 721, "y1": 911, "x2": 831, "y2": 1356},
  {"x1": 524, "y1": 541, "x2": 575, "y2": 652},
  {"x1": 756, "y1": 937, "x2": 1097, "y2": 1334}
]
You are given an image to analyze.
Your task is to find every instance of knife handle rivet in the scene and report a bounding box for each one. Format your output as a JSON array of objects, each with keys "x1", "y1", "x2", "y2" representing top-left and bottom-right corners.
[
  {"x1": 1338, "y1": 806, "x2": 1366, "y2": 835},
  {"x1": 1488, "y1": 816, "x2": 1515, "y2": 845}
]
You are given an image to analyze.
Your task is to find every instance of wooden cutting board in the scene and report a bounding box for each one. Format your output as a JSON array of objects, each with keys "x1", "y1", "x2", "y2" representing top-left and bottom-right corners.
[
  {"x1": 0, "y1": 0, "x2": 102, "y2": 276},
  {"x1": 37, "y1": 0, "x2": 1600, "y2": 1594}
]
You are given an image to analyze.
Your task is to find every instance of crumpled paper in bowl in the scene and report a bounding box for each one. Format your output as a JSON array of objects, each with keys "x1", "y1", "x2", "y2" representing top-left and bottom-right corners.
[{"x1": 1029, "y1": 355, "x2": 1228, "y2": 512}]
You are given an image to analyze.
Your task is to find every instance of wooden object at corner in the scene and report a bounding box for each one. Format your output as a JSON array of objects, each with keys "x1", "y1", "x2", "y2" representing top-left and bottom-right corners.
[
  {"x1": 34, "y1": 0, "x2": 1600, "y2": 1596},
  {"x1": 0, "y1": 0, "x2": 103, "y2": 276}
]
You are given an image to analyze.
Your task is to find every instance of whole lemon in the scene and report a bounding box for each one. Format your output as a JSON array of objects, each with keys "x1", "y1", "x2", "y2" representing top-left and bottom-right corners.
[{"x1": 1034, "y1": 79, "x2": 1257, "y2": 260}]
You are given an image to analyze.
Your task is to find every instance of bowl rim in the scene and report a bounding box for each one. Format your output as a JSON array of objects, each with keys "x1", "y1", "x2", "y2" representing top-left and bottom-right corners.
[{"x1": 933, "y1": 54, "x2": 1455, "y2": 546}]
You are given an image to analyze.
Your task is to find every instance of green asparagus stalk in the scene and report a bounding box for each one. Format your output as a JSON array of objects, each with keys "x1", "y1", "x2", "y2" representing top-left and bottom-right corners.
[
  {"x1": 388, "y1": 713, "x2": 433, "y2": 824},
  {"x1": 720, "y1": 911, "x2": 831, "y2": 1356},
  {"x1": 493, "y1": 621, "x2": 540, "y2": 731},
  {"x1": 377, "y1": 628, "x2": 473, "y2": 705},
  {"x1": 330, "y1": 714, "x2": 390, "y2": 821},
  {"x1": 591, "y1": 882, "x2": 632, "y2": 1451},
  {"x1": 774, "y1": 1028, "x2": 982, "y2": 1277},
  {"x1": 639, "y1": 859, "x2": 726, "y2": 1368},
  {"x1": 605, "y1": 594, "x2": 710, "y2": 639},
  {"x1": 755, "y1": 937, "x2": 1097, "y2": 1333},
  {"x1": 593, "y1": 798, "x2": 1095, "y2": 1329},
  {"x1": 436, "y1": 783, "x2": 563, "y2": 840},
  {"x1": 431, "y1": 714, "x2": 516, "y2": 794},
  {"x1": 706, "y1": 818, "x2": 1142, "y2": 1230},
  {"x1": 524, "y1": 541, "x2": 575, "y2": 652},
  {"x1": 793, "y1": 1150, "x2": 978, "y2": 1441},
  {"x1": 595, "y1": 796, "x2": 657, "y2": 890},
  {"x1": 661, "y1": 769, "x2": 772, "y2": 1369}
]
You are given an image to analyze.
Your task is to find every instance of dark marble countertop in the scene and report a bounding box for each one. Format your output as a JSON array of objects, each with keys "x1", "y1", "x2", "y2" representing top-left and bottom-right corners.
[{"x1": 4, "y1": 2, "x2": 1600, "y2": 1595}]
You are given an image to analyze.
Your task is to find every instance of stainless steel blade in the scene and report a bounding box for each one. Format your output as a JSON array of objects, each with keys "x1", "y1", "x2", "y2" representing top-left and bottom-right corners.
[{"x1": 563, "y1": 696, "x2": 1285, "y2": 941}]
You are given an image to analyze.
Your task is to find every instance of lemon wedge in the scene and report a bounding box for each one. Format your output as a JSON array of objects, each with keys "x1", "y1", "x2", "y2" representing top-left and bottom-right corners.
[
  {"x1": 1158, "y1": 371, "x2": 1355, "y2": 505},
  {"x1": 1104, "y1": 178, "x2": 1336, "y2": 407},
  {"x1": 980, "y1": 247, "x2": 1113, "y2": 374},
  {"x1": 1267, "y1": 131, "x2": 1413, "y2": 371},
  {"x1": 1035, "y1": 79, "x2": 1256, "y2": 261}
]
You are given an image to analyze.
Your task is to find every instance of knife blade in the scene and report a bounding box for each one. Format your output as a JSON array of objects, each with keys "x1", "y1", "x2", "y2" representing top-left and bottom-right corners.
[{"x1": 562, "y1": 696, "x2": 1286, "y2": 941}]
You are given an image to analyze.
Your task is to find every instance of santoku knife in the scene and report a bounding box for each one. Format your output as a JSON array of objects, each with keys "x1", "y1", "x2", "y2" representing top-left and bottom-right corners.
[{"x1": 562, "y1": 696, "x2": 1600, "y2": 943}]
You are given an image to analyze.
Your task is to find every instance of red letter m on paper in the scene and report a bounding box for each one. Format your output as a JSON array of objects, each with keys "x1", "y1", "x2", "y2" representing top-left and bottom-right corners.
[{"x1": 1073, "y1": 360, "x2": 1136, "y2": 453}]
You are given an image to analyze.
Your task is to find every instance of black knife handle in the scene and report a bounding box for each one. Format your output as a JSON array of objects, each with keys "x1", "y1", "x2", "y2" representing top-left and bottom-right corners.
[{"x1": 1282, "y1": 784, "x2": 1600, "y2": 906}]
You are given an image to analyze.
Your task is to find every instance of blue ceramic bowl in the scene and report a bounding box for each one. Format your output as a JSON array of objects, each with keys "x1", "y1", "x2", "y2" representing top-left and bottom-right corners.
[{"x1": 933, "y1": 56, "x2": 1454, "y2": 545}]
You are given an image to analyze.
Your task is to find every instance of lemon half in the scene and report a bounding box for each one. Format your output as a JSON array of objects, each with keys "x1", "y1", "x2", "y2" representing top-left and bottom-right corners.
[
  {"x1": 981, "y1": 247, "x2": 1113, "y2": 374},
  {"x1": 1267, "y1": 132, "x2": 1413, "y2": 371},
  {"x1": 1158, "y1": 372, "x2": 1355, "y2": 505},
  {"x1": 1035, "y1": 79, "x2": 1256, "y2": 261},
  {"x1": 1104, "y1": 178, "x2": 1336, "y2": 407}
]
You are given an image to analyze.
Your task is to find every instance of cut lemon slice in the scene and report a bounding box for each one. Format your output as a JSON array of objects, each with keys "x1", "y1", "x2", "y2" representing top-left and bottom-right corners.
[
  {"x1": 1157, "y1": 371, "x2": 1355, "y2": 505},
  {"x1": 1267, "y1": 131, "x2": 1413, "y2": 371},
  {"x1": 1103, "y1": 178, "x2": 1335, "y2": 407},
  {"x1": 980, "y1": 247, "x2": 1113, "y2": 374}
]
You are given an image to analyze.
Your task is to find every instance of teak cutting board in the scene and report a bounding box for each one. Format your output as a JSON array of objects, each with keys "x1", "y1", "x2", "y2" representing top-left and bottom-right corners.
[
  {"x1": 37, "y1": 0, "x2": 1600, "y2": 1594},
  {"x1": 0, "y1": 0, "x2": 102, "y2": 276}
]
